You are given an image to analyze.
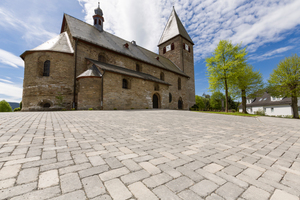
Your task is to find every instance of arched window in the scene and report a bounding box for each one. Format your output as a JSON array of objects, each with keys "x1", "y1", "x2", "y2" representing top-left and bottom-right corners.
[
  {"x1": 163, "y1": 47, "x2": 166, "y2": 54},
  {"x1": 169, "y1": 93, "x2": 172, "y2": 103},
  {"x1": 154, "y1": 83, "x2": 159, "y2": 91},
  {"x1": 178, "y1": 77, "x2": 181, "y2": 90},
  {"x1": 171, "y1": 43, "x2": 175, "y2": 50},
  {"x1": 98, "y1": 55, "x2": 106, "y2": 63},
  {"x1": 178, "y1": 97, "x2": 183, "y2": 109},
  {"x1": 122, "y1": 79, "x2": 128, "y2": 89},
  {"x1": 94, "y1": 19, "x2": 97, "y2": 25},
  {"x1": 136, "y1": 64, "x2": 141, "y2": 72},
  {"x1": 160, "y1": 72, "x2": 164, "y2": 81},
  {"x1": 43, "y1": 60, "x2": 50, "y2": 76}
]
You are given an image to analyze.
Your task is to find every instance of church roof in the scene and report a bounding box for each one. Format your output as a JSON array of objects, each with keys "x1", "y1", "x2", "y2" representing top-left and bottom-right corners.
[
  {"x1": 158, "y1": 8, "x2": 194, "y2": 46},
  {"x1": 77, "y1": 64, "x2": 102, "y2": 80},
  {"x1": 87, "y1": 58, "x2": 171, "y2": 86},
  {"x1": 62, "y1": 14, "x2": 188, "y2": 78},
  {"x1": 20, "y1": 32, "x2": 74, "y2": 59}
]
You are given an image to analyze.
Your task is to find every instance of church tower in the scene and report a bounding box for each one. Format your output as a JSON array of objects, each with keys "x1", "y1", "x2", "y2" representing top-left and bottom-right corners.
[
  {"x1": 158, "y1": 7, "x2": 195, "y2": 107},
  {"x1": 93, "y1": 3, "x2": 104, "y2": 32}
]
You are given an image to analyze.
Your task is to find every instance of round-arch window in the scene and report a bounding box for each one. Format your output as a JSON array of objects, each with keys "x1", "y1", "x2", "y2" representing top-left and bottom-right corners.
[
  {"x1": 169, "y1": 93, "x2": 172, "y2": 103},
  {"x1": 43, "y1": 103, "x2": 51, "y2": 108}
]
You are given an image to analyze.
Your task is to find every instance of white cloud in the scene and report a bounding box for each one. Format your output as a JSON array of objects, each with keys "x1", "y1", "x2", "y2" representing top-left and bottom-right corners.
[
  {"x1": 0, "y1": 7, "x2": 56, "y2": 44},
  {"x1": 0, "y1": 82, "x2": 22, "y2": 102},
  {"x1": 0, "y1": 49, "x2": 24, "y2": 68},
  {"x1": 77, "y1": 0, "x2": 300, "y2": 62},
  {"x1": 251, "y1": 46, "x2": 294, "y2": 61},
  {"x1": 0, "y1": 78, "x2": 13, "y2": 84}
]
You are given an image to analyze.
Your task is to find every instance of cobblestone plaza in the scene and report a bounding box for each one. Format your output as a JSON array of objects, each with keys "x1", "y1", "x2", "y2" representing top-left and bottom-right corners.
[{"x1": 0, "y1": 110, "x2": 299, "y2": 200}]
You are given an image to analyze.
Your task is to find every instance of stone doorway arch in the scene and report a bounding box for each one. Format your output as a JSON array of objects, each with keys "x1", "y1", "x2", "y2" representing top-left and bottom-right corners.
[{"x1": 153, "y1": 93, "x2": 160, "y2": 109}]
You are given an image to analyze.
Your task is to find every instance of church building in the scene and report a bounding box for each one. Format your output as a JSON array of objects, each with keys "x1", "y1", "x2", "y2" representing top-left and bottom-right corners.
[{"x1": 21, "y1": 4, "x2": 195, "y2": 111}]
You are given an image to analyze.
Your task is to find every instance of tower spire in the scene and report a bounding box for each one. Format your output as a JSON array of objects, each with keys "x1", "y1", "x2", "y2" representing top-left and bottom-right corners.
[{"x1": 93, "y1": 1, "x2": 104, "y2": 32}]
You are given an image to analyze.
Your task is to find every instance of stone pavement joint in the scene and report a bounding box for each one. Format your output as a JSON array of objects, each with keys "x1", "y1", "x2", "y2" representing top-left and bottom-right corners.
[{"x1": 0, "y1": 110, "x2": 300, "y2": 200}]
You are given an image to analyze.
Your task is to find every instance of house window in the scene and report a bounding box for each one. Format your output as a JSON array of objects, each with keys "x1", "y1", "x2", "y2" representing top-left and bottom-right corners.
[
  {"x1": 264, "y1": 108, "x2": 266, "y2": 112},
  {"x1": 171, "y1": 43, "x2": 175, "y2": 50},
  {"x1": 43, "y1": 60, "x2": 50, "y2": 76},
  {"x1": 178, "y1": 77, "x2": 181, "y2": 90},
  {"x1": 271, "y1": 107, "x2": 274, "y2": 112},
  {"x1": 160, "y1": 72, "x2": 164, "y2": 81},
  {"x1": 122, "y1": 79, "x2": 128, "y2": 89},
  {"x1": 169, "y1": 93, "x2": 172, "y2": 103},
  {"x1": 98, "y1": 55, "x2": 106, "y2": 63},
  {"x1": 136, "y1": 64, "x2": 141, "y2": 72},
  {"x1": 154, "y1": 83, "x2": 159, "y2": 91}
]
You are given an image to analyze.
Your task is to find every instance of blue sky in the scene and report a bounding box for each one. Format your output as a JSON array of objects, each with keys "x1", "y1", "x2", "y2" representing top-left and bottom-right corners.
[{"x1": 1, "y1": 0, "x2": 300, "y2": 102}]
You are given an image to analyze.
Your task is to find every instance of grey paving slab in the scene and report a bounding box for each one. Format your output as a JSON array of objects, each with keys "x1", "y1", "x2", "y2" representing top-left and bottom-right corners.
[{"x1": 0, "y1": 110, "x2": 300, "y2": 199}]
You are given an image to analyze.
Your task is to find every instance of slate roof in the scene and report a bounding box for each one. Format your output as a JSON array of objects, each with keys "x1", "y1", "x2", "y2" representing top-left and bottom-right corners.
[
  {"x1": 20, "y1": 32, "x2": 74, "y2": 59},
  {"x1": 62, "y1": 14, "x2": 188, "y2": 78},
  {"x1": 158, "y1": 7, "x2": 194, "y2": 46},
  {"x1": 87, "y1": 58, "x2": 171, "y2": 86},
  {"x1": 77, "y1": 64, "x2": 102, "y2": 80},
  {"x1": 239, "y1": 92, "x2": 291, "y2": 108}
]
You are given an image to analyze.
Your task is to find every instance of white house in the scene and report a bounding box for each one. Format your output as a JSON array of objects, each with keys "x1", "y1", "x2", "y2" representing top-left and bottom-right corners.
[{"x1": 239, "y1": 92, "x2": 300, "y2": 116}]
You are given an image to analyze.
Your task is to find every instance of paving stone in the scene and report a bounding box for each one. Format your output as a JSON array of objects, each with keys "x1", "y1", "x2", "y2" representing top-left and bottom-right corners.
[
  {"x1": 17, "y1": 167, "x2": 39, "y2": 184},
  {"x1": 242, "y1": 186, "x2": 271, "y2": 200},
  {"x1": 59, "y1": 162, "x2": 92, "y2": 175},
  {"x1": 22, "y1": 158, "x2": 57, "y2": 168},
  {"x1": 121, "y1": 159, "x2": 142, "y2": 171},
  {"x1": 89, "y1": 156, "x2": 106, "y2": 166},
  {"x1": 139, "y1": 162, "x2": 161, "y2": 175},
  {"x1": 166, "y1": 176, "x2": 194, "y2": 193},
  {"x1": 117, "y1": 154, "x2": 138, "y2": 160},
  {"x1": 10, "y1": 186, "x2": 61, "y2": 200},
  {"x1": 204, "y1": 163, "x2": 224, "y2": 173},
  {"x1": 190, "y1": 180, "x2": 219, "y2": 197},
  {"x1": 57, "y1": 152, "x2": 72, "y2": 162},
  {"x1": 40, "y1": 160, "x2": 74, "y2": 172},
  {"x1": 99, "y1": 167, "x2": 130, "y2": 181},
  {"x1": 91, "y1": 194, "x2": 112, "y2": 200},
  {"x1": 241, "y1": 168, "x2": 263, "y2": 179},
  {"x1": 39, "y1": 170, "x2": 59, "y2": 188},
  {"x1": 270, "y1": 189, "x2": 299, "y2": 200},
  {"x1": 60, "y1": 173, "x2": 82, "y2": 193},
  {"x1": 142, "y1": 173, "x2": 172, "y2": 188},
  {"x1": 177, "y1": 166, "x2": 204, "y2": 182},
  {"x1": 150, "y1": 157, "x2": 171, "y2": 165},
  {"x1": 153, "y1": 185, "x2": 181, "y2": 200},
  {"x1": 104, "y1": 178, "x2": 132, "y2": 200},
  {"x1": 4, "y1": 156, "x2": 40, "y2": 166},
  {"x1": 160, "y1": 152, "x2": 178, "y2": 160},
  {"x1": 48, "y1": 190, "x2": 86, "y2": 200},
  {"x1": 222, "y1": 165, "x2": 243, "y2": 176},
  {"x1": 82, "y1": 175, "x2": 106, "y2": 198},
  {"x1": 119, "y1": 147, "x2": 133, "y2": 154},
  {"x1": 0, "y1": 164, "x2": 21, "y2": 180},
  {"x1": 178, "y1": 190, "x2": 203, "y2": 200},
  {"x1": 158, "y1": 164, "x2": 182, "y2": 178},
  {"x1": 105, "y1": 157, "x2": 123, "y2": 169},
  {"x1": 215, "y1": 182, "x2": 244, "y2": 200},
  {"x1": 128, "y1": 181, "x2": 158, "y2": 200},
  {"x1": 0, "y1": 182, "x2": 37, "y2": 199},
  {"x1": 79, "y1": 165, "x2": 109, "y2": 178},
  {"x1": 0, "y1": 178, "x2": 15, "y2": 189},
  {"x1": 121, "y1": 169, "x2": 150, "y2": 184},
  {"x1": 73, "y1": 153, "x2": 89, "y2": 164},
  {"x1": 196, "y1": 168, "x2": 226, "y2": 185}
]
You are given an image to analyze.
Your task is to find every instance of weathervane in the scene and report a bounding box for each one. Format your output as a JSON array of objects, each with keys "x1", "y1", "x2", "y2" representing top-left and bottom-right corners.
[
  {"x1": 172, "y1": 0, "x2": 175, "y2": 8},
  {"x1": 98, "y1": 1, "x2": 100, "y2": 7}
]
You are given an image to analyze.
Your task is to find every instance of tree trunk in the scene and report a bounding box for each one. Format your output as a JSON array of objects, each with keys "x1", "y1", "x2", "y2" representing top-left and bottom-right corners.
[
  {"x1": 291, "y1": 94, "x2": 299, "y2": 119},
  {"x1": 225, "y1": 78, "x2": 228, "y2": 112},
  {"x1": 241, "y1": 89, "x2": 247, "y2": 114}
]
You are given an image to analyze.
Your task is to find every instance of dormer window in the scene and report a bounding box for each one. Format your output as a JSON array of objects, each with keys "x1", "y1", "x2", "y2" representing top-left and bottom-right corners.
[{"x1": 123, "y1": 43, "x2": 129, "y2": 49}]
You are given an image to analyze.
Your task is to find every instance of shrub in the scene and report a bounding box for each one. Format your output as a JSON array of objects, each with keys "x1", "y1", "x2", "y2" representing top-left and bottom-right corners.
[
  {"x1": 88, "y1": 108, "x2": 93, "y2": 110},
  {"x1": 254, "y1": 109, "x2": 265, "y2": 116},
  {"x1": 14, "y1": 107, "x2": 21, "y2": 112},
  {"x1": 71, "y1": 108, "x2": 75, "y2": 111},
  {"x1": 19, "y1": 101, "x2": 22, "y2": 109},
  {"x1": 113, "y1": 108, "x2": 117, "y2": 110},
  {"x1": 146, "y1": 107, "x2": 148, "y2": 109},
  {"x1": 0, "y1": 100, "x2": 12, "y2": 112},
  {"x1": 131, "y1": 108, "x2": 134, "y2": 110}
]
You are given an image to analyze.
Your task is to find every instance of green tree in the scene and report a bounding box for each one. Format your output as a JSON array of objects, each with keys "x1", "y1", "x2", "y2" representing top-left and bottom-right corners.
[
  {"x1": 202, "y1": 93, "x2": 211, "y2": 110},
  {"x1": 195, "y1": 95, "x2": 205, "y2": 110},
  {"x1": 210, "y1": 91, "x2": 225, "y2": 110},
  {"x1": 206, "y1": 40, "x2": 247, "y2": 112},
  {"x1": 230, "y1": 64, "x2": 264, "y2": 113},
  {"x1": 0, "y1": 100, "x2": 12, "y2": 112},
  {"x1": 268, "y1": 54, "x2": 300, "y2": 119}
]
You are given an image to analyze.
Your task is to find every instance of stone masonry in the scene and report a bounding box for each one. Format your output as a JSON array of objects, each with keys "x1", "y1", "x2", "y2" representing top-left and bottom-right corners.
[{"x1": 0, "y1": 110, "x2": 299, "y2": 200}]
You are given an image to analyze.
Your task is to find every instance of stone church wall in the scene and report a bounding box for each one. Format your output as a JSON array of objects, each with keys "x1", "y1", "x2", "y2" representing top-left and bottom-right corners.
[
  {"x1": 22, "y1": 51, "x2": 74, "y2": 111},
  {"x1": 77, "y1": 78, "x2": 102, "y2": 110}
]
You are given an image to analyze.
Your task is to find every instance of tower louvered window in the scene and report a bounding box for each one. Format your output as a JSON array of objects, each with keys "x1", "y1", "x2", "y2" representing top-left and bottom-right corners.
[
  {"x1": 43, "y1": 60, "x2": 50, "y2": 76},
  {"x1": 163, "y1": 47, "x2": 166, "y2": 54},
  {"x1": 171, "y1": 43, "x2": 175, "y2": 50}
]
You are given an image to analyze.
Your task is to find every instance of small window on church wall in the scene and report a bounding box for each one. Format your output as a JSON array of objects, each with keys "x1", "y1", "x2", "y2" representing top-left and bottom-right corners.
[
  {"x1": 178, "y1": 77, "x2": 181, "y2": 90},
  {"x1": 171, "y1": 43, "x2": 175, "y2": 50},
  {"x1": 160, "y1": 72, "x2": 164, "y2": 81},
  {"x1": 154, "y1": 83, "x2": 159, "y2": 91},
  {"x1": 94, "y1": 19, "x2": 97, "y2": 25},
  {"x1": 122, "y1": 79, "x2": 128, "y2": 89},
  {"x1": 98, "y1": 55, "x2": 106, "y2": 63},
  {"x1": 136, "y1": 64, "x2": 141, "y2": 72},
  {"x1": 43, "y1": 60, "x2": 50, "y2": 76},
  {"x1": 163, "y1": 47, "x2": 166, "y2": 54},
  {"x1": 169, "y1": 93, "x2": 172, "y2": 103},
  {"x1": 166, "y1": 44, "x2": 171, "y2": 52}
]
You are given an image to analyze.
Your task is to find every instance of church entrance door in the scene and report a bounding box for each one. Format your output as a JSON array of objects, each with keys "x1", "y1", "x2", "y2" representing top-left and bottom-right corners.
[
  {"x1": 153, "y1": 94, "x2": 159, "y2": 109},
  {"x1": 178, "y1": 98, "x2": 183, "y2": 109}
]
